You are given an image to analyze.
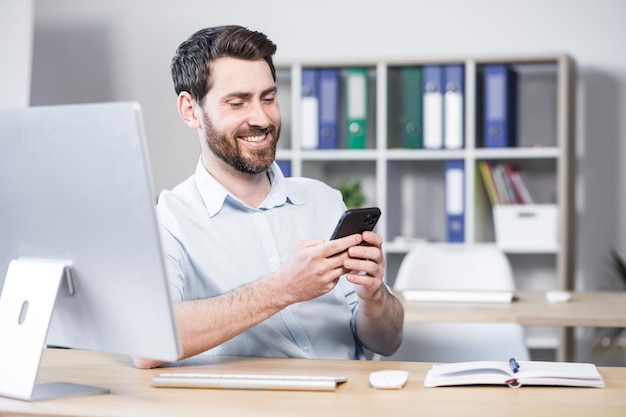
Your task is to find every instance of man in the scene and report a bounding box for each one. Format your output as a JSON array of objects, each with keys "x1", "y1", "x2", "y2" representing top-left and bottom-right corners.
[{"x1": 134, "y1": 25, "x2": 403, "y2": 369}]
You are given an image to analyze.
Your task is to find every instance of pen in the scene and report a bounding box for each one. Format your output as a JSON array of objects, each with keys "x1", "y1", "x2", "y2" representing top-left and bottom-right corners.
[{"x1": 509, "y1": 357, "x2": 519, "y2": 373}]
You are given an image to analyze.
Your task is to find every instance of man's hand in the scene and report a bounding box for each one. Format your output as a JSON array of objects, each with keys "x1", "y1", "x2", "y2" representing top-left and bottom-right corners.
[
  {"x1": 273, "y1": 233, "x2": 363, "y2": 304},
  {"x1": 342, "y1": 231, "x2": 386, "y2": 300},
  {"x1": 340, "y1": 230, "x2": 404, "y2": 357}
]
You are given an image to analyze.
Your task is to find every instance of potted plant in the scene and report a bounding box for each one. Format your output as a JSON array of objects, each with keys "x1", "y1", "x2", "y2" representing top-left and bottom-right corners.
[{"x1": 338, "y1": 178, "x2": 366, "y2": 209}]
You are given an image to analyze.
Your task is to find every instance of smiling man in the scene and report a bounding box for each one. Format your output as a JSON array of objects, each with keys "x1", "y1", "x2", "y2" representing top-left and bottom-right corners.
[{"x1": 134, "y1": 25, "x2": 403, "y2": 368}]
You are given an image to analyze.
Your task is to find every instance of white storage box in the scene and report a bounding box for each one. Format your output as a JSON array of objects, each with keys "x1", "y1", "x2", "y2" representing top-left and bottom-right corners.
[{"x1": 493, "y1": 204, "x2": 558, "y2": 251}]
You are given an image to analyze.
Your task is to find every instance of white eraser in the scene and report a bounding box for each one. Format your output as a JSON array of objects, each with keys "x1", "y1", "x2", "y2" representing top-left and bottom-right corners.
[{"x1": 546, "y1": 290, "x2": 571, "y2": 303}]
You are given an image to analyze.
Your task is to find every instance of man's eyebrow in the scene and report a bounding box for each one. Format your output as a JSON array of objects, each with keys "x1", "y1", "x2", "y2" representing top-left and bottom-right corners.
[
  {"x1": 223, "y1": 91, "x2": 252, "y2": 101},
  {"x1": 223, "y1": 86, "x2": 278, "y2": 101},
  {"x1": 262, "y1": 86, "x2": 278, "y2": 96}
]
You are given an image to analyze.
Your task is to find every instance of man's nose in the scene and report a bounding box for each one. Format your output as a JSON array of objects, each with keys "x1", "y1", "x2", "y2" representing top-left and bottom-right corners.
[{"x1": 245, "y1": 101, "x2": 272, "y2": 127}]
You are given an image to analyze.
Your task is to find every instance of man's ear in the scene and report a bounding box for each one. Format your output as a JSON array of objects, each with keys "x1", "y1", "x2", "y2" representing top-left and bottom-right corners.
[{"x1": 177, "y1": 91, "x2": 201, "y2": 129}]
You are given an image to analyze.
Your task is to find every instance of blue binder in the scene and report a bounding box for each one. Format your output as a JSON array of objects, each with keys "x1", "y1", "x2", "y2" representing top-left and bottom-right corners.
[
  {"x1": 423, "y1": 65, "x2": 444, "y2": 149},
  {"x1": 484, "y1": 64, "x2": 517, "y2": 148},
  {"x1": 318, "y1": 69, "x2": 339, "y2": 149},
  {"x1": 443, "y1": 64, "x2": 464, "y2": 149},
  {"x1": 444, "y1": 161, "x2": 465, "y2": 242},
  {"x1": 301, "y1": 68, "x2": 319, "y2": 149},
  {"x1": 276, "y1": 160, "x2": 292, "y2": 177}
]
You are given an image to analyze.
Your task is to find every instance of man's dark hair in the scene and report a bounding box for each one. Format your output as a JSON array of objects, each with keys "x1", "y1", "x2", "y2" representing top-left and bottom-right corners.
[{"x1": 171, "y1": 25, "x2": 277, "y2": 105}]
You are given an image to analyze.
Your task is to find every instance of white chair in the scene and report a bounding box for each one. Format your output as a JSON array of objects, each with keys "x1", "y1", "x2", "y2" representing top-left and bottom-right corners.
[{"x1": 377, "y1": 243, "x2": 530, "y2": 362}]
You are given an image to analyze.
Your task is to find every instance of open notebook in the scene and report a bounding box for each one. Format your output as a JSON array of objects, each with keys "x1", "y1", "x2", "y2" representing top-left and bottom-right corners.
[{"x1": 424, "y1": 360, "x2": 605, "y2": 388}]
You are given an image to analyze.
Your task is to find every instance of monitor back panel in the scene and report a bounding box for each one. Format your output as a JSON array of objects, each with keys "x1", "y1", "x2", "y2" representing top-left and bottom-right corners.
[{"x1": 0, "y1": 102, "x2": 180, "y2": 361}]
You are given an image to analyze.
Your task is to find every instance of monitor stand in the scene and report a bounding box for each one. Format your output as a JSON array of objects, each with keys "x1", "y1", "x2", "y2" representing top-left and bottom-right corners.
[{"x1": 0, "y1": 259, "x2": 110, "y2": 401}]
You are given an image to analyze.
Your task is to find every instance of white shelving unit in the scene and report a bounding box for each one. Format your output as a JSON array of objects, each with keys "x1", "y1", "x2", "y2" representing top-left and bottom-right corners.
[{"x1": 275, "y1": 54, "x2": 577, "y2": 361}]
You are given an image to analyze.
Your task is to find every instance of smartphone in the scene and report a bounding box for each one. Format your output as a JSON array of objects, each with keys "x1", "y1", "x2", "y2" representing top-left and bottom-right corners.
[{"x1": 330, "y1": 207, "x2": 381, "y2": 240}]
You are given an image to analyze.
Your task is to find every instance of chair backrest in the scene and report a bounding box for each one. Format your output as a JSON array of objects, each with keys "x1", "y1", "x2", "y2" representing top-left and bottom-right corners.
[
  {"x1": 377, "y1": 243, "x2": 530, "y2": 362},
  {"x1": 394, "y1": 243, "x2": 515, "y2": 291}
]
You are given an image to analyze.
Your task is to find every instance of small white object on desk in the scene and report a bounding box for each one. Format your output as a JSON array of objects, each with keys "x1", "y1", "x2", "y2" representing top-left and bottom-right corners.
[
  {"x1": 369, "y1": 370, "x2": 409, "y2": 390},
  {"x1": 545, "y1": 290, "x2": 571, "y2": 303}
]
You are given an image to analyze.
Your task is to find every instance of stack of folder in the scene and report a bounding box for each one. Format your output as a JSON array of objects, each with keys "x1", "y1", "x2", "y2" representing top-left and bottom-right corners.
[
  {"x1": 478, "y1": 161, "x2": 533, "y2": 205},
  {"x1": 389, "y1": 64, "x2": 465, "y2": 150},
  {"x1": 301, "y1": 68, "x2": 340, "y2": 150},
  {"x1": 423, "y1": 64, "x2": 465, "y2": 150},
  {"x1": 300, "y1": 67, "x2": 371, "y2": 150}
]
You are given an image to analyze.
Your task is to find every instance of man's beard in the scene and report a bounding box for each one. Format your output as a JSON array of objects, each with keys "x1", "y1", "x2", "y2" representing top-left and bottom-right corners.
[{"x1": 202, "y1": 111, "x2": 280, "y2": 175}]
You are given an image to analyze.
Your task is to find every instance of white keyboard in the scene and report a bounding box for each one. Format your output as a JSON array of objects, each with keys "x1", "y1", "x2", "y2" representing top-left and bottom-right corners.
[
  {"x1": 152, "y1": 372, "x2": 348, "y2": 391},
  {"x1": 402, "y1": 290, "x2": 514, "y2": 303}
]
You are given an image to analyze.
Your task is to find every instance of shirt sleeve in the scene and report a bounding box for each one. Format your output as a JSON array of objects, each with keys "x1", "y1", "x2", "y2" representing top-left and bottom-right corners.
[{"x1": 156, "y1": 195, "x2": 187, "y2": 303}]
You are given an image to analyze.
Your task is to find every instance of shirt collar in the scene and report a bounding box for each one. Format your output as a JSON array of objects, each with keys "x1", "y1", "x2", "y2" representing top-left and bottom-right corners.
[{"x1": 194, "y1": 158, "x2": 304, "y2": 217}]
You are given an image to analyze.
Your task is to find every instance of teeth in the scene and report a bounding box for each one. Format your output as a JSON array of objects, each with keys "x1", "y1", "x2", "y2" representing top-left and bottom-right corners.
[{"x1": 240, "y1": 134, "x2": 266, "y2": 142}]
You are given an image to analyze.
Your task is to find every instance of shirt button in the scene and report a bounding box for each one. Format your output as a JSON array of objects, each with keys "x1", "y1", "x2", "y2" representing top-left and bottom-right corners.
[
  {"x1": 303, "y1": 346, "x2": 309, "y2": 352},
  {"x1": 269, "y1": 256, "x2": 278, "y2": 263}
]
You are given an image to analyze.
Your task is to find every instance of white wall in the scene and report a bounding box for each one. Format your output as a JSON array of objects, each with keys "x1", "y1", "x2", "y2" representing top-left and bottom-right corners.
[
  {"x1": 0, "y1": 0, "x2": 34, "y2": 108},
  {"x1": 28, "y1": 0, "x2": 626, "y2": 297}
]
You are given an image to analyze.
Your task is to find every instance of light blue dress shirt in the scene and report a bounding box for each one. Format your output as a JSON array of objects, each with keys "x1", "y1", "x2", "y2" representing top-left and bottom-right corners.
[{"x1": 156, "y1": 159, "x2": 364, "y2": 360}]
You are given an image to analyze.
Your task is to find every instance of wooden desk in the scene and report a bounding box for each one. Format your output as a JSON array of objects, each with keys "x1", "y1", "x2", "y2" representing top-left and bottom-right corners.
[
  {"x1": 400, "y1": 290, "x2": 626, "y2": 327},
  {"x1": 0, "y1": 349, "x2": 625, "y2": 417}
]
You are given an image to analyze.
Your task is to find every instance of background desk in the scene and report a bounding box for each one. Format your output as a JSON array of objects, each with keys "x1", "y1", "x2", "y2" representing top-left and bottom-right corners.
[
  {"x1": 0, "y1": 349, "x2": 625, "y2": 417},
  {"x1": 400, "y1": 290, "x2": 626, "y2": 361},
  {"x1": 400, "y1": 291, "x2": 626, "y2": 327}
]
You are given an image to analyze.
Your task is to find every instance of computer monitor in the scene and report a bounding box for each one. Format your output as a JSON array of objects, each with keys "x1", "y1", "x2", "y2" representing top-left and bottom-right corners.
[{"x1": 0, "y1": 102, "x2": 181, "y2": 401}]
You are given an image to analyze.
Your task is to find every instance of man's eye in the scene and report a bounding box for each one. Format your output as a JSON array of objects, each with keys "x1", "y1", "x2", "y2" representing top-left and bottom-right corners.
[
  {"x1": 263, "y1": 96, "x2": 276, "y2": 104},
  {"x1": 229, "y1": 102, "x2": 244, "y2": 108}
]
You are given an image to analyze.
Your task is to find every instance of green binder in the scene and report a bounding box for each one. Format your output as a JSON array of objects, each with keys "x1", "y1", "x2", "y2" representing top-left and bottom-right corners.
[
  {"x1": 402, "y1": 66, "x2": 423, "y2": 149},
  {"x1": 345, "y1": 68, "x2": 368, "y2": 149}
]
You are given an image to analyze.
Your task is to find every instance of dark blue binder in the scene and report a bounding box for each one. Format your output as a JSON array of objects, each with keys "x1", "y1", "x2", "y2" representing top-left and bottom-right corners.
[
  {"x1": 484, "y1": 64, "x2": 517, "y2": 148},
  {"x1": 301, "y1": 68, "x2": 319, "y2": 149},
  {"x1": 423, "y1": 65, "x2": 444, "y2": 149},
  {"x1": 444, "y1": 160, "x2": 465, "y2": 243},
  {"x1": 443, "y1": 64, "x2": 464, "y2": 149},
  {"x1": 318, "y1": 68, "x2": 339, "y2": 149},
  {"x1": 277, "y1": 160, "x2": 292, "y2": 177}
]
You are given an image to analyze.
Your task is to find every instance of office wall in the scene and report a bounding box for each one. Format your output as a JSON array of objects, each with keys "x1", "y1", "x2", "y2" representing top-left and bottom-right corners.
[
  {"x1": 0, "y1": 0, "x2": 34, "y2": 108},
  {"x1": 28, "y1": 0, "x2": 626, "y2": 298}
]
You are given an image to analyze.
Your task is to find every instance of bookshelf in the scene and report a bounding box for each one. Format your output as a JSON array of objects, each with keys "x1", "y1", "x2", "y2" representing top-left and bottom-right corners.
[{"x1": 275, "y1": 54, "x2": 576, "y2": 361}]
